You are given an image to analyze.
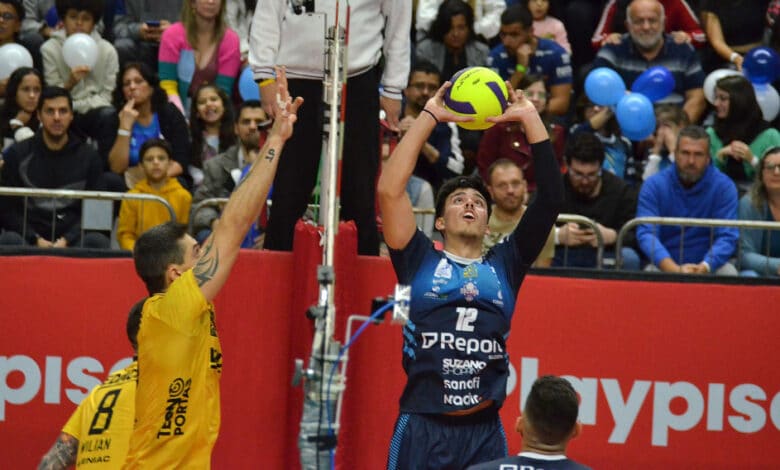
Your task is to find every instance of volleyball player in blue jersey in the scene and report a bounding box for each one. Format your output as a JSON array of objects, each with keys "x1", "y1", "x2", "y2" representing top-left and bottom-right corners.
[{"x1": 378, "y1": 83, "x2": 563, "y2": 469}]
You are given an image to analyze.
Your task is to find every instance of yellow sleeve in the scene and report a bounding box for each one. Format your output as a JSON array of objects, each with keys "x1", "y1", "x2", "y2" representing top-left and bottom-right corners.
[
  {"x1": 61, "y1": 392, "x2": 90, "y2": 441},
  {"x1": 117, "y1": 198, "x2": 139, "y2": 251},
  {"x1": 176, "y1": 190, "x2": 192, "y2": 225},
  {"x1": 145, "y1": 270, "x2": 210, "y2": 334}
]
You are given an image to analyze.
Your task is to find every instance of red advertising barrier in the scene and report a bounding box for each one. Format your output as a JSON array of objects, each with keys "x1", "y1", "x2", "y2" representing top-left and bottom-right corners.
[{"x1": 1, "y1": 246, "x2": 779, "y2": 468}]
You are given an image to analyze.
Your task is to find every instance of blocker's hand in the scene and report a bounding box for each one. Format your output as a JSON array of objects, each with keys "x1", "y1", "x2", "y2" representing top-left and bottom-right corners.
[{"x1": 423, "y1": 81, "x2": 475, "y2": 125}]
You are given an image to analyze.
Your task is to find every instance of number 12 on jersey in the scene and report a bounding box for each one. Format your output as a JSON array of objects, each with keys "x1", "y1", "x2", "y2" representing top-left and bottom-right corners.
[{"x1": 455, "y1": 307, "x2": 478, "y2": 332}]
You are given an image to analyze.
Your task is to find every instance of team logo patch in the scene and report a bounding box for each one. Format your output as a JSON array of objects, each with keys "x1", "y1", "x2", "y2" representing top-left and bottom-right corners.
[
  {"x1": 463, "y1": 265, "x2": 478, "y2": 279},
  {"x1": 460, "y1": 282, "x2": 479, "y2": 301},
  {"x1": 434, "y1": 259, "x2": 452, "y2": 279}
]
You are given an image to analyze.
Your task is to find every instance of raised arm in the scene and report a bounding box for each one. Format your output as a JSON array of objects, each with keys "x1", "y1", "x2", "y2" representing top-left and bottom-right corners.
[
  {"x1": 377, "y1": 82, "x2": 471, "y2": 249},
  {"x1": 38, "y1": 433, "x2": 78, "y2": 470},
  {"x1": 193, "y1": 67, "x2": 303, "y2": 301}
]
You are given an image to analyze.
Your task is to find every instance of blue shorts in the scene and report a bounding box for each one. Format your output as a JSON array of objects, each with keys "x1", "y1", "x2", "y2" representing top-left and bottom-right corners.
[{"x1": 386, "y1": 408, "x2": 507, "y2": 470}]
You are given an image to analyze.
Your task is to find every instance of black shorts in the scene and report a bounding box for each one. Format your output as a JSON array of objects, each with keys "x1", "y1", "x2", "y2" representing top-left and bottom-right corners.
[{"x1": 386, "y1": 408, "x2": 507, "y2": 470}]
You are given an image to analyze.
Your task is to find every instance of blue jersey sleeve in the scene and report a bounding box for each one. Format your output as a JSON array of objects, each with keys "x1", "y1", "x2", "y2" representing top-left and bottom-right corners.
[{"x1": 389, "y1": 230, "x2": 434, "y2": 284}]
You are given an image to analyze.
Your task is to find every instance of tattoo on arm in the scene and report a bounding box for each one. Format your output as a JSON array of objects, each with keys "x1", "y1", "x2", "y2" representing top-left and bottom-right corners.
[
  {"x1": 38, "y1": 433, "x2": 78, "y2": 470},
  {"x1": 193, "y1": 237, "x2": 219, "y2": 287},
  {"x1": 265, "y1": 148, "x2": 276, "y2": 162}
]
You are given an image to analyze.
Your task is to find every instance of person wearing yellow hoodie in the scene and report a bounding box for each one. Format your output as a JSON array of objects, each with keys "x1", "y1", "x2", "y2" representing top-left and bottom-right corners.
[{"x1": 117, "y1": 138, "x2": 191, "y2": 251}]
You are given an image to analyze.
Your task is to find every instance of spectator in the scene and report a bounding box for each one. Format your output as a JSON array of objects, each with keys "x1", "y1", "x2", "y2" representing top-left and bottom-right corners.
[
  {"x1": 250, "y1": 0, "x2": 410, "y2": 255},
  {"x1": 399, "y1": 59, "x2": 465, "y2": 193},
  {"x1": 108, "y1": 61, "x2": 191, "y2": 191},
  {"x1": 0, "y1": 66, "x2": 41, "y2": 149},
  {"x1": 642, "y1": 103, "x2": 689, "y2": 180},
  {"x1": 554, "y1": 132, "x2": 641, "y2": 270},
  {"x1": 591, "y1": 0, "x2": 704, "y2": 49},
  {"x1": 41, "y1": 0, "x2": 119, "y2": 162},
  {"x1": 225, "y1": 0, "x2": 254, "y2": 62},
  {"x1": 117, "y1": 138, "x2": 191, "y2": 251},
  {"x1": 38, "y1": 300, "x2": 143, "y2": 470},
  {"x1": 570, "y1": 95, "x2": 638, "y2": 185},
  {"x1": 483, "y1": 158, "x2": 555, "y2": 266},
  {"x1": 188, "y1": 82, "x2": 235, "y2": 190},
  {"x1": 19, "y1": 0, "x2": 58, "y2": 70},
  {"x1": 192, "y1": 99, "x2": 268, "y2": 240},
  {"x1": 0, "y1": 86, "x2": 109, "y2": 248},
  {"x1": 466, "y1": 375, "x2": 591, "y2": 470},
  {"x1": 707, "y1": 74, "x2": 780, "y2": 193},
  {"x1": 738, "y1": 147, "x2": 780, "y2": 277},
  {"x1": 700, "y1": 0, "x2": 768, "y2": 72},
  {"x1": 592, "y1": 0, "x2": 706, "y2": 123},
  {"x1": 528, "y1": 0, "x2": 570, "y2": 53},
  {"x1": 477, "y1": 73, "x2": 565, "y2": 193},
  {"x1": 486, "y1": 4, "x2": 572, "y2": 116},
  {"x1": 416, "y1": 0, "x2": 505, "y2": 43},
  {"x1": 0, "y1": 0, "x2": 24, "y2": 96},
  {"x1": 112, "y1": 0, "x2": 182, "y2": 69},
  {"x1": 637, "y1": 125, "x2": 739, "y2": 275},
  {"x1": 415, "y1": 0, "x2": 489, "y2": 83},
  {"x1": 158, "y1": 0, "x2": 240, "y2": 114}
]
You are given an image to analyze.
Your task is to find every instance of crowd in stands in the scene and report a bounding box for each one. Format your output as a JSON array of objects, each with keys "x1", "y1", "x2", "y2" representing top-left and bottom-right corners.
[{"x1": 0, "y1": 0, "x2": 778, "y2": 278}]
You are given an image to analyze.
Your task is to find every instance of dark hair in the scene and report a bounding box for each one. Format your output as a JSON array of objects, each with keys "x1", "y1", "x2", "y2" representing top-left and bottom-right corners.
[
  {"x1": 654, "y1": 103, "x2": 688, "y2": 127},
  {"x1": 486, "y1": 158, "x2": 523, "y2": 185},
  {"x1": 0, "y1": 67, "x2": 41, "y2": 139},
  {"x1": 113, "y1": 61, "x2": 168, "y2": 112},
  {"x1": 235, "y1": 99, "x2": 263, "y2": 123},
  {"x1": 501, "y1": 4, "x2": 533, "y2": 28},
  {"x1": 675, "y1": 125, "x2": 710, "y2": 151},
  {"x1": 139, "y1": 137, "x2": 172, "y2": 161},
  {"x1": 133, "y1": 222, "x2": 188, "y2": 295},
  {"x1": 435, "y1": 175, "x2": 493, "y2": 219},
  {"x1": 126, "y1": 298, "x2": 145, "y2": 352},
  {"x1": 565, "y1": 132, "x2": 605, "y2": 166},
  {"x1": 574, "y1": 93, "x2": 620, "y2": 136},
  {"x1": 713, "y1": 75, "x2": 768, "y2": 144},
  {"x1": 518, "y1": 73, "x2": 545, "y2": 90},
  {"x1": 37, "y1": 86, "x2": 72, "y2": 112},
  {"x1": 55, "y1": 0, "x2": 103, "y2": 22},
  {"x1": 524, "y1": 375, "x2": 579, "y2": 446},
  {"x1": 750, "y1": 146, "x2": 780, "y2": 208},
  {"x1": 410, "y1": 59, "x2": 442, "y2": 81},
  {"x1": 0, "y1": 0, "x2": 25, "y2": 22},
  {"x1": 189, "y1": 83, "x2": 235, "y2": 168},
  {"x1": 429, "y1": 0, "x2": 476, "y2": 43}
]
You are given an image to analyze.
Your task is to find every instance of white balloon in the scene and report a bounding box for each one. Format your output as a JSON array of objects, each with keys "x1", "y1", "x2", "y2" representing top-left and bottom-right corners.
[
  {"x1": 0, "y1": 44, "x2": 33, "y2": 80},
  {"x1": 754, "y1": 84, "x2": 780, "y2": 121},
  {"x1": 62, "y1": 33, "x2": 98, "y2": 69},
  {"x1": 703, "y1": 68, "x2": 742, "y2": 104}
]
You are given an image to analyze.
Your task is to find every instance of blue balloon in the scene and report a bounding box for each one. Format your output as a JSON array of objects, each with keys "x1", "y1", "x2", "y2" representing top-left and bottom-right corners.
[
  {"x1": 743, "y1": 47, "x2": 780, "y2": 85},
  {"x1": 585, "y1": 67, "x2": 626, "y2": 106},
  {"x1": 238, "y1": 67, "x2": 260, "y2": 101},
  {"x1": 616, "y1": 93, "x2": 655, "y2": 141},
  {"x1": 631, "y1": 66, "x2": 675, "y2": 102}
]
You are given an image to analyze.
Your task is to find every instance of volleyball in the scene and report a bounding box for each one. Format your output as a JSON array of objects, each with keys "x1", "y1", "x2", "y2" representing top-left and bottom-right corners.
[{"x1": 443, "y1": 67, "x2": 509, "y2": 130}]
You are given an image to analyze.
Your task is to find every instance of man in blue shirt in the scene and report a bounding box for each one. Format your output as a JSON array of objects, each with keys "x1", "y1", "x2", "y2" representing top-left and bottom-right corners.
[
  {"x1": 637, "y1": 125, "x2": 739, "y2": 275},
  {"x1": 486, "y1": 4, "x2": 572, "y2": 116},
  {"x1": 592, "y1": 0, "x2": 706, "y2": 123}
]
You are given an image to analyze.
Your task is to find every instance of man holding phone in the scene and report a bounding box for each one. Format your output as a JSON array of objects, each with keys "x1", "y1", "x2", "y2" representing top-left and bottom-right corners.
[
  {"x1": 113, "y1": 1, "x2": 182, "y2": 68},
  {"x1": 553, "y1": 132, "x2": 642, "y2": 270}
]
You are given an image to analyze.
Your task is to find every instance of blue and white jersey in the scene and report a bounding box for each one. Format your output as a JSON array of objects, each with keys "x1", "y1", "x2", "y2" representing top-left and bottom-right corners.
[
  {"x1": 390, "y1": 230, "x2": 529, "y2": 414},
  {"x1": 467, "y1": 452, "x2": 592, "y2": 470}
]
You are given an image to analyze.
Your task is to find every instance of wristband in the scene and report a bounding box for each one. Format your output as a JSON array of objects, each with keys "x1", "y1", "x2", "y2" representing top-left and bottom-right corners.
[
  {"x1": 515, "y1": 63, "x2": 527, "y2": 73},
  {"x1": 117, "y1": 129, "x2": 131, "y2": 137},
  {"x1": 729, "y1": 52, "x2": 740, "y2": 63},
  {"x1": 259, "y1": 78, "x2": 275, "y2": 88},
  {"x1": 421, "y1": 108, "x2": 439, "y2": 124}
]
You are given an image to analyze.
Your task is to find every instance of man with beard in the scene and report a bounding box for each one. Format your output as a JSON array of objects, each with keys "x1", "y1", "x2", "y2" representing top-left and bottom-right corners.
[
  {"x1": 592, "y1": 0, "x2": 706, "y2": 123},
  {"x1": 483, "y1": 158, "x2": 554, "y2": 267},
  {"x1": 637, "y1": 125, "x2": 739, "y2": 275},
  {"x1": 553, "y1": 132, "x2": 640, "y2": 270}
]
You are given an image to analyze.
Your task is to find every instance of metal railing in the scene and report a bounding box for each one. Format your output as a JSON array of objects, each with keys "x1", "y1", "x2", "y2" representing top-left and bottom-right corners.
[
  {"x1": 555, "y1": 213, "x2": 605, "y2": 269},
  {"x1": 0, "y1": 187, "x2": 176, "y2": 246},
  {"x1": 615, "y1": 217, "x2": 780, "y2": 270}
]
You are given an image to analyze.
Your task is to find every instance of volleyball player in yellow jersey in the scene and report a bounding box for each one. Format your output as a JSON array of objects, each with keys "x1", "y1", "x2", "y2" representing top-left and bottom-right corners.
[
  {"x1": 122, "y1": 67, "x2": 303, "y2": 469},
  {"x1": 39, "y1": 300, "x2": 144, "y2": 470}
]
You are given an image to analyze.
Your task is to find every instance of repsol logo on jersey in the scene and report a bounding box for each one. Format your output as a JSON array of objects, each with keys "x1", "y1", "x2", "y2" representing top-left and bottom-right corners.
[
  {"x1": 421, "y1": 332, "x2": 503, "y2": 355},
  {"x1": 157, "y1": 377, "x2": 191, "y2": 438}
]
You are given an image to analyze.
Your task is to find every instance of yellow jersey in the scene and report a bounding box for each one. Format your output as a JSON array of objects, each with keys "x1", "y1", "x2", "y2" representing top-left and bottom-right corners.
[
  {"x1": 123, "y1": 270, "x2": 222, "y2": 469},
  {"x1": 62, "y1": 361, "x2": 137, "y2": 469}
]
